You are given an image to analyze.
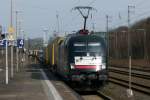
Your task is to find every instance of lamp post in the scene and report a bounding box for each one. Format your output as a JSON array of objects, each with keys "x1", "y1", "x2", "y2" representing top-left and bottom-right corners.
[
  {"x1": 127, "y1": 5, "x2": 135, "y2": 97},
  {"x1": 10, "y1": 0, "x2": 14, "y2": 79},
  {"x1": 5, "y1": 34, "x2": 8, "y2": 84}
]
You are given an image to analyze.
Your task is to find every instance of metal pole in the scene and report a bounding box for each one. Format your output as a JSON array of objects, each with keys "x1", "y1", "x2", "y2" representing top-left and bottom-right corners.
[
  {"x1": 127, "y1": 5, "x2": 134, "y2": 97},
  {"x1": 18, "y1": 20, "x2": 21, "y2": 68},
  {"x1": 10, "y1": 0, "x2": 13, "y2": 27},
  {"x1": 128, "y1": 5, "x2": 132, "y2": 96},
  {"x1": 5, "y1": 40, "x2": 8, "y2": 84},
  {"x1": 84, "y1": 17, "x2": 87, "y2": 30},
  {"x1": 106, "y1": 15, "x2": 109, "y2": 67},
  {"x1": 16, "y1": 47, "x2": 19, "y2": 71},
  {"x1": 16, "y1": 11, "x2": 19, "y2": 72},
  {"x1": 11, "y1": 45, "x2": 14, "y2": 78},
  {"x1": 106, "y1": 15, "x2": 109, "y2": 63},
  {"x1": 56, "y1": 13, "x2": 60, "y2": 33},
  {"x1": 21, "y1": 30, "x2": 24, "y2": 68},
  {"x1": 10, "y1": 0, "x2": 14, "y2": 78},
  {"x1": 15, "y1": 11, "x2": 18, "y2": 40}
]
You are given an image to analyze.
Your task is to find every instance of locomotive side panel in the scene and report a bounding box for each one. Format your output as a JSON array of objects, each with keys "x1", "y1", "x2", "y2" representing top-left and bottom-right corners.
[{"x1": 57, "y1": 41, "x2": 70, "y2": 79}]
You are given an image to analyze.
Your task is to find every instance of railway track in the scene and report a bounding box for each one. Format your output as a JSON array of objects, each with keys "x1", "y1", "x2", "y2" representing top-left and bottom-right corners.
[
  {"x1": 110, "y1": 65, "x2": 150, "y2": 72},
  {"x1": 109, "y1": 77, "x2": 150, "y2": 95},
  {"x1": 78, "y1": 91, "x2": 112, "y2": 100},
  {"x1": 109, "y1": 66, "x2": 150, "y2": 95},
  {"x1": 109, "y1": 67, "x2": 150, "y2": 80}
]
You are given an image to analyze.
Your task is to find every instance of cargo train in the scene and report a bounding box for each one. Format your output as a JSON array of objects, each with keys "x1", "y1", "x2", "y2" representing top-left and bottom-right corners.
[{"x1": 43, "y1": 6, "x2": 108, "y2": 90}]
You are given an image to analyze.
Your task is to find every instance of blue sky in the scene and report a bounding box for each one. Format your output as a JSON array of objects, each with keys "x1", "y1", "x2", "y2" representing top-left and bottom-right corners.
[{"x1": 0, "y1": 0, "x2": 150, "y2": 38}]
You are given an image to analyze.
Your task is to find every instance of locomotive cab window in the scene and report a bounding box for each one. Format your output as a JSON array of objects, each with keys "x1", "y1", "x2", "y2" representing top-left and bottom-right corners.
[
  {"x1": 88, "y1": 42, "x2": 101, "y2": 46},
  {"x1": 87, "y1": 42, "x2": 104, "y2": 56},
  {"x1": 73, "y1": 42, "x2": 86, "y2": 52},
  {"x1": 87, "y1": 42, "x2": 101, "y2": 52}
]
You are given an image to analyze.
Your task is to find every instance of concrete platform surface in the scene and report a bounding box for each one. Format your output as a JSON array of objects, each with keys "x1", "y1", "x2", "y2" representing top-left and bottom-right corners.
[{"x1": 0, "y1": 62, "x2": 57, "y2": 100}]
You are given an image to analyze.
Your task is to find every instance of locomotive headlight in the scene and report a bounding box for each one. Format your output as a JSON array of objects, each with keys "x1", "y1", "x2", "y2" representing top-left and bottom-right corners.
[
  {"x1": 96, "y1": 65, "x2": 101, "y2": 71},
  {"x1": 96, "y1": 64, "x2": 106, "y2": 71},
  {"x1": 102, "y1": 63, "x2": 106, "y2": 69},
  {"x1": 70, "y1": 63, "x2": 75, "y2": 69}
]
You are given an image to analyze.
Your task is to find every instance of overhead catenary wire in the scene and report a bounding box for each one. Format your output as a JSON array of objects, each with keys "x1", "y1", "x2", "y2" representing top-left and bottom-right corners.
[
  {"x1": 111, "y1": 0, "x2": 150, "y2": 28},
  {"x1": 131, "y1": 8, "x2": 149, "y2": 21},
  {"x1": 135, "y1": 0, "x2": 148, "y2": 7},
  {"x1": 111, "y1": 9, "x2": 150, "y2": 29},
  {"x1": 109, "y1": 0, "x2": 150, "y2": 28},
  {"x1": 134, "y1": 0, "x2": 150, "y2": 11},
  {"x1": 88, "y1": 0, "x2": 96, "y2": 6},
  {"x1": 74, "y1": 0, "x2": 81, "y2": 6}
]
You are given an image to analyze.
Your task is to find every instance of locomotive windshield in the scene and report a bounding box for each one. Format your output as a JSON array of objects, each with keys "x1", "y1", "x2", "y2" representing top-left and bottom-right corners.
[
  {"x1": 73, "y1": 42, "x2": 86, "y2": 52},
  {"x1": 87, "y1": 42, "x2": 105, "y2": 56},
  {"x1": 73, "y1": 42, "x2": 105, "y2": 56},
  {"x1": 87, "y1": 42, "x2": 101, "y2": 52}
]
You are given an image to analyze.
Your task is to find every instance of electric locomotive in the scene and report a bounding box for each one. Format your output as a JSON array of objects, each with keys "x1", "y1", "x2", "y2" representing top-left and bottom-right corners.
[{"x1": 56, "y1": 30, "x2": 108, "y2": 89}]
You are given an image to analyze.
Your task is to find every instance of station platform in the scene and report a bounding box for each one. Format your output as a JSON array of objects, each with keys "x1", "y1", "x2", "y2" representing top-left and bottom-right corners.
[{"x1": 0, "y1": 60, "x2": 59, "y2": 100}]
